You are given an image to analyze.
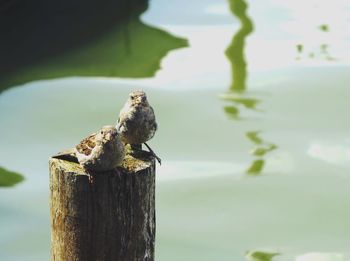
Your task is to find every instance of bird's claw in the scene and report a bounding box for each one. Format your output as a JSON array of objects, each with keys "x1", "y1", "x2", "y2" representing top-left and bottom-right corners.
[
  {"x1": 153, "y1": 154, "x2": 162, "y2": 165},
  {"x1": 144, "y1": 142, "x2": 161, "y2": 165}
]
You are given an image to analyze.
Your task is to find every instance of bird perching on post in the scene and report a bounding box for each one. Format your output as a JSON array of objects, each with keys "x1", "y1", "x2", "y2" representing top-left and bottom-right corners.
[
  {"x1": 52, "y1": 125, "x2": 125, "y2": 183},
  {"x1": 75, "y1": 126, "x2": 125, "y2": 172},
  {"x1": 49, "y1": 92, "x2": 158, "y2": 260},
  {"x1": 116, "y1": 90, "x2": 161, "y2": 164}
]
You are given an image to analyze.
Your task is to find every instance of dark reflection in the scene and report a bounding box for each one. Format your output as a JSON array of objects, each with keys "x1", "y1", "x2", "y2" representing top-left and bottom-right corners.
[
  {"x1": 0, "y1": 0, "x2": 188, "y2": 93},
  {"x1": 224, "y1": 105, "x2": 240, "y2": 119},
  {"x1": 320, "y1": 43, "x2": 335, "y2": 61},
  {"x1": 225, "y1": 0, "x2": 253, "y2": 92},
  {"x1": 221, "y1": 0, "x2": 258, "y2": 116},
  {"x1": 295, "y1": 24, "x2": 335, "y2": 61},
  {"x1": 245, "y1": 249, "x2": 280, "y2": 261},
  {"x1": 246, "y1": 159, "x2": 264, "y2": 175},
  {"x1": 319, "y1": 24, "x2": 329, "y2": 32},
  {"x1": 246, "y1": 131, "x2": 277, "y2": 175},
  {"x1": 246, "y1": 131, "x2": 263, "y2": 145},
  {"x1": 222, "y1": 0, "x2": 277, "y2": 175},
  {"x1": 0, "y1": 166, "x2": 24, "y2": 187},
  {"x1": 221, "y1": 93, "x2": 260, "y2": 110},
  {"x1": 296, "y1": 44, "x2": 303, "y2": 60}
]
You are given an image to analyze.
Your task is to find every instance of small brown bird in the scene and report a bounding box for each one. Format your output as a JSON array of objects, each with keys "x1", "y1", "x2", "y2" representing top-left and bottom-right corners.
[
  {"x1": 53, "y1": 126, "x2": 125, "y2": 173},
  {"x1": 116, "y1": 90, "x2": 161, "y2": 164},
  {"x1": 75, "y1": 125, "x2": 125, "y2": 172}
]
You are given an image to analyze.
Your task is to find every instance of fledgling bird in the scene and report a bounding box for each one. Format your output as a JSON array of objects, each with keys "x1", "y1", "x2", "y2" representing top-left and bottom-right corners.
[
  {"x1": 75, "y1": 125, "x2": 125, "y2": 172},
  {"x1": 53, "y1": 126, "x2": 125, "y2": 174},
  {"x1": 116, "y1": 90, "x2": 161, "y2": 164}
]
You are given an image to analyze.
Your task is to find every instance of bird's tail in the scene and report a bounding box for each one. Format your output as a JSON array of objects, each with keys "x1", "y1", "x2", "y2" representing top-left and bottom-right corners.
[{"x1": 51, "y1": 148, "x2": 78, "y2": 163}]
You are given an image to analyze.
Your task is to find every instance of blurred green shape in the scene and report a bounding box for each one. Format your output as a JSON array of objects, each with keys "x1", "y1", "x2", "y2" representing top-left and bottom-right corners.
[
  {"x1": 1, "y1": 19, "x2": 188, "y2": 92},
  {"x1": 246, "y1": 159, "x2": 264, "y2": 175},
  {"x1": 246, "y1": 131, "x2": 263, "y2": 145},
  {"x1": 0, "y1": 0, "x2": 188, "y2": 93},
  {"x1": 225, "y1": 0, "x2": 254, "y2": 92},
  {"x1": 233, "y1": 97, "x2": 260, "y2": 109},
  {"x1": 220, "y1": 92, "x2": 260, "y2": 109},
  {"x1": 224, "y1": 105, "x2": 240, "y2": 119},
  {"x1": 296, "y1": 44, "x2": 303, "y2": 53},
  {"x1": 0, "y1": 166, "x2": 24, "y2": 187},
  {"x1": 319, "y1": 24, "x2": 329, "y2": 32},
  {"x1": 245, "y1": 250, "x2": 280, "y2": 261},
  {"x1": 250, "y1": 144, "x2": 277, "y2": 157}
]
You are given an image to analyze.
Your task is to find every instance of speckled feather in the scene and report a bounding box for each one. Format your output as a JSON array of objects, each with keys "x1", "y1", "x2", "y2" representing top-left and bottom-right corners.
[
  {"x1": 75, "y1": 126, "x2": 125, "y2": 172},
  {"x1": 116, "y1": 91, "x2": 157, "y2": 145}
]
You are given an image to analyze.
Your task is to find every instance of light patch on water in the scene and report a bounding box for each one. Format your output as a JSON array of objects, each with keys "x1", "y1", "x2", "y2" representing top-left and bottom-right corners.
[
  {"x1": 307, "y1": 141, "x2": 350, "y2": 166},
  {"x1": 104, "y1": 25, "x2": 235, "y2": 90},
  {"x1": 2, "y1": 1, "x2": 350, "y2": 260},
  {"x1": 270, "y1": 0, "x2": 350, "y2": 29},
  {"x1": 253, "y1": 0, "x2": 350, "y2": 64},
  {"x1": 204, "y1": 4, "x2": 231, "y2": 16},
  {"x1": 139, "y1": 0, "x2": 350, "y2": 89},
  {"x1": 263, "y1": 151, "x2": 296, "y2": 174},
  {"x1": 87, "y1": 26, "x2": 350, "y2": 91},
  {"x1": 295, "y1": 252, "x2": 348, "y2": 261},
  {"x1": 157, "y1": 161, "x2": 244, "y2": 182}
]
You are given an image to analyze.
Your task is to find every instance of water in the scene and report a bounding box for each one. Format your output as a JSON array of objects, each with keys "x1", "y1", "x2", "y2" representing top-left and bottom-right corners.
[{"x1": 1, "y1": 0, "x2": 350, "y2": 260}]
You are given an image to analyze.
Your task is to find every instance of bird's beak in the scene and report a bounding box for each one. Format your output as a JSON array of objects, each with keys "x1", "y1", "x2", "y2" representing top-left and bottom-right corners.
[
  {"x1": 105, "y1": 133, "x2": 112, "y2": 141},
  {"x1": 136, "y1": 97, "x2": 143, "y2": 103}
]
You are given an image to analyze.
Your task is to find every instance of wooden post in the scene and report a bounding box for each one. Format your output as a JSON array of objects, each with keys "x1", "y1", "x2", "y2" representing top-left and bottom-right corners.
[{"x1": 49, "y1": 154, "x2": 155, "y2": 261}]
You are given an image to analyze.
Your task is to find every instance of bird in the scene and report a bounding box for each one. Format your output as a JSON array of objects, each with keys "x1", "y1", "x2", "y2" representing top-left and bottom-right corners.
[
  {"x1": 52, "y1": 126, "x2": 125, "y2": 181},
  {"x1": 75, "y1": 125, "x2": 125, "y2": 172},
  {"x1": 116, "y1": 90, "x2": 161, "y2": 164}
]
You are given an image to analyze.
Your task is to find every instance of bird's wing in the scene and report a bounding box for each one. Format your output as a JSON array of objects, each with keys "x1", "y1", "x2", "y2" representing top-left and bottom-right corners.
[{"x1": 76, "y1": 133, "x2": 97, "y2": 156}]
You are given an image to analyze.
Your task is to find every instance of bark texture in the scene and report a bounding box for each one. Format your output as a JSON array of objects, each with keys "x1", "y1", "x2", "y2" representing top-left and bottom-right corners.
[{"x1": 49, "y1": 155, "x2": 155, "y2": 261}]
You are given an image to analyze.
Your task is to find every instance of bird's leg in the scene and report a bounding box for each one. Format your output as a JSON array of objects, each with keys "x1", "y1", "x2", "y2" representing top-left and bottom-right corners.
[
  {"x1": 144, "y1": 142, "x2": 162, "y2": 165},
  {"x1": 129, "y1": 144, "x2": 147, "y2": 158},
  {"x1": 130, "y1": 144, "x2": 161, "y2": 165}
]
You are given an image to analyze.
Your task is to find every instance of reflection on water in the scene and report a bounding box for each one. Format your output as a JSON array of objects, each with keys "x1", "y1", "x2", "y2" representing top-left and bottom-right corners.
[
  {"x1": 246, "y1": 131, "x2": 277, "y2": 157},
  {"x1": 225, "y1": 0, "x2": 253, "y2": 92},
  {"x1": 223, "y1": 0, "x2": 276, "y2": 175},
  {"x1": 1, "y1": 0, "x2": 350, "y2": 259},
  {"x1": 0, "y1": 166, "x2": 24, "y2": 187},
  {"x1": 246, "y1": 250, "x2": 349, "y2": 261},
  {"x1": 220, "y1": 92, "x2": 260, "y2": 112},
  {"x1": 245, "y1": 249, "x2": 280, "y2": 261},
  {"x1": 0, "y1": 1, "x2": 188, "y2": 189},
  {"x1": 296, "y1": 44, "x2": 304, "y2": 60},
  {"x1": 295, "y1": 23, "x2": 335, "y2": 61},
  {"x1": 319, "y1": 24, "x2": 329, "y2": 32},
  {"x1": 246, "y1": 131, "x2": 277, "y2": 175},
  {"x1": 296, "y1": 252, "x2": 347, "y2": 261},
  {"x1": 0, "y1": 1, "x2": 188, "y2": 93}
]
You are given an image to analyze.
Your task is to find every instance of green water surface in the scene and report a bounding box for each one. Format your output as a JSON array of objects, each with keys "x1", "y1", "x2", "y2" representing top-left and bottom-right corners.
[{"x1": 1, "y1": 0, "x2": 350, "y2": 260}]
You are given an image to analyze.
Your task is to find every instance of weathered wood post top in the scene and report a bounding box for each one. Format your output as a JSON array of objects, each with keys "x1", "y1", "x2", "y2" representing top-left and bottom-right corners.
[{"x1": 49, "y1": 154, "x2": 156, "y2": 261}]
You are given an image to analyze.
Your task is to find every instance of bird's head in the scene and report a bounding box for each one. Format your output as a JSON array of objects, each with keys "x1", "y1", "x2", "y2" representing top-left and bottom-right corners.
[
  {"x1": 98, "y1": 126, "x2": 118, "y2": 142},
  {"x1": 129, "y1": 90, "x2": 148, "y2": 106}
]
